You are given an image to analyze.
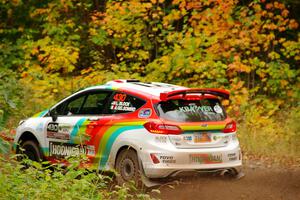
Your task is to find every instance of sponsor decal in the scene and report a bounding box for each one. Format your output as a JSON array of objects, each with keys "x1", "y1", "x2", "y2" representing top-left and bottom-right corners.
[
  {"x1": 183, "y1": 135, "x2": 192, "y2": 141},
  {"x1": 155, "y1": 136, "x2": 167, "y2": 143},
  {"x1": 47, "y1": 123, "x2": 71, "y2": 140},
  {"x1": 86, "y1": 145, "x2": 96, "y2": 156},
  {"x1": 170, "y1": 136, "x2": 181, "y2": 142},
  {"x1": 179, "y1": 105, "x2": 214, "y2": 113},
  {"x1": 213, "y1": 103, "x2": 223, "y2": 114},
  {"x1": 228, "y1": 153, "x2": 237, "y2": 161},
  {"x1": 49, "y1": 142, "x2": 86, "y2": 158},
  {"x1": 159, "y1": 155, "x2": 176, "y2": 164},
  {"x1": 213, "y1": 135, "x2": 221, "y2": 140},
  {"x1": 47, "y1": 122, "x2": 59, "y2": 132},
  {"x1": 138, "y1": 108, "x2": 152, "y2": 118},
  {"x1": 213, "y1": 135, "x2": 230, "y2": 141},
  {"x1": 189, "y1": 154, "x2": 222, "y2": 164},
  {"x1": 110, "y1": 101, "x2": 136, "y2": 112}
]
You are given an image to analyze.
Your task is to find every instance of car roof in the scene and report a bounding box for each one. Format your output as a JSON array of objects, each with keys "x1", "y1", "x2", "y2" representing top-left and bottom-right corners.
[{"x1": 84, "y1": 79, "x2": 187, "y2": 99}]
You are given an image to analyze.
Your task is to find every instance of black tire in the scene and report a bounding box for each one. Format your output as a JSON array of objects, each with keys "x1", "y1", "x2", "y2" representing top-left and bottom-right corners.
[
  {"x1": 115, "y1": 149, "x2": 142, "y2": 186},
  {"x1": 20, "y1": 140, "x2": 43, "y2": 162}
]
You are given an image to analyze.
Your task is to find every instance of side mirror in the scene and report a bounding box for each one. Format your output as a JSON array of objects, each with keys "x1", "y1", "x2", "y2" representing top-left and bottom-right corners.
[{"x1": 49, "y1": 109, "x2": 58, "y2": 122}]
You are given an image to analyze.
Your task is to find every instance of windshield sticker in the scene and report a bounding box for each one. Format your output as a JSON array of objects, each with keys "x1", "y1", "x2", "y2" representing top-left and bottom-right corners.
[
  {"x1": 47, "y1": 123, "x2": 71, "y2": 140},
  {"x1": 213, "y1": 104, "x2": 223, "y2": 114},
  {"x1": 49, "y1": 142, "x2": 87, "y2": 158},
  {"x1": 179, "y1": 105, "x2": 214, "y2": 113},
  {"x1": 138, "y1": 108, "x2": 152, "y2": 118},
  {"x1": 113, "y1": 93, "x2": 127, "y2": 102},
  {"x1": 110, "y1": 101, "x2": 136, "y2": 112}
]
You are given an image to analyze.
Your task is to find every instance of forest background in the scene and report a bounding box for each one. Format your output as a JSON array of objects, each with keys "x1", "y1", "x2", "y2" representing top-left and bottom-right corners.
[{"x1": 0, "y1": 0, "x2": 299, "y2": 163}]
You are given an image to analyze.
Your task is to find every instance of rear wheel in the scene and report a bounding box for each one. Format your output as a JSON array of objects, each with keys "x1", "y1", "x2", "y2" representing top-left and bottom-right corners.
[
  {"x1": 19, "y1": 140, "x2": 42, "y2": 162},
  {"x1": 115, "y1": 149, "x2": 142, "y2": 186}
]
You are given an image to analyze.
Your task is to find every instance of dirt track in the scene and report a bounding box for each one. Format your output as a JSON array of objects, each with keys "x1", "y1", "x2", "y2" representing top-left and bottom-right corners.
[{"x1": 153, "y1": 163, "x2": 300, "y2": 200}]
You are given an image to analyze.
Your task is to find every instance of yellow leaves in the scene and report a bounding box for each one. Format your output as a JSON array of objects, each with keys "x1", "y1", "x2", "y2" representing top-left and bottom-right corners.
[
  {"x1": 81, "y1": 67, "x2": 93, "y2": 75},
  {"x1": 280, "y1": 80, "x2": 288, "y2": 87},
  {"x1": 268, "y1": 51, "x2": 280, "y2": 60},
  {"x1": 222, "y1": 99, "x2": 230, "y2": 106},
  {"x1": 228, "y1": 62, "x2": 251, "y2": 73},
  {"x1": 21, "y1": 72, "x2": 28, "y2": 78}
]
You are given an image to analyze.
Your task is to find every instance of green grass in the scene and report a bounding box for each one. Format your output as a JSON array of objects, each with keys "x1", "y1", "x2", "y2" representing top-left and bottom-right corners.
[
  {"x1": 0, "y1": 157, "x2": 157, "y2": 200},
  {"x1": 237, "y1": 105, "x2": 300, "y2": 164}
]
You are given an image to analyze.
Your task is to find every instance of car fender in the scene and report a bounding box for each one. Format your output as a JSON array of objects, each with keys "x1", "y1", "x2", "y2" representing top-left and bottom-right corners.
[
  {"x1": 107, "y1": 129, "x2": 151, "y2": 169},
  {"x1": 14, "y1": 118, "x2": 46, "y2": 151}
]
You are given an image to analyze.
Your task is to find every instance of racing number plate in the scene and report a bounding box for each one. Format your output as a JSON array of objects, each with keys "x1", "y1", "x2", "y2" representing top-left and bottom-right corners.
[{"x1": 193, "y1": 133, "x2": 211, "y2": 143}]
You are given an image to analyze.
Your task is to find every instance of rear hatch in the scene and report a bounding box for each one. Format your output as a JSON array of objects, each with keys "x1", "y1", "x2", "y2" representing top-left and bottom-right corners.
[{"x1": 156, "y1": 96, "x2": 231, "y2": 149}]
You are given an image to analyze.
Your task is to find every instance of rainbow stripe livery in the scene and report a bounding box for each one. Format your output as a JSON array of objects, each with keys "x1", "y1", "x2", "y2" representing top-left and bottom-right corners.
[{"x1": 14, "y1": 80, "x2": 242, "y2": 182}]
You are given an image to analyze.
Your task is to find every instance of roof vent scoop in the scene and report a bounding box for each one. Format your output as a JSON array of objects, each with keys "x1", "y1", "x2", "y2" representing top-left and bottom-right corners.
[{"x1": 112, "y1": 79, "x2": 140, "y2": 83}]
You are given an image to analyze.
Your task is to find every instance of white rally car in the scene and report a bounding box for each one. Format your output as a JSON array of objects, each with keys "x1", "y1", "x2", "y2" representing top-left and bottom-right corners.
[{"x1": 14, "y1": 80, "x2": 242, "y2": 185}]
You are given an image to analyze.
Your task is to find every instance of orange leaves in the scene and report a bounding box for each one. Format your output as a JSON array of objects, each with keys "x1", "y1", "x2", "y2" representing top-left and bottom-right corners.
[
  {"x1": 228, "y1": 62, "x2": 251, "y2": 74},
  {"x1": 288, "y1": 19, "x2": 299, "y2": 30}
]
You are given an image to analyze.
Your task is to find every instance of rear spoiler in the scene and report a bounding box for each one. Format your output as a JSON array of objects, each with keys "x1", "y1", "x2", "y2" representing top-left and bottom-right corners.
[{"x1": 160, "y1": 88, "x2": 230, "y2": 101}]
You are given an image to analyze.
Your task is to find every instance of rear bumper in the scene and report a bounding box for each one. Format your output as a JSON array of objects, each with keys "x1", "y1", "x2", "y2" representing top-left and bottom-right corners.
[{"x1": 140, "y1": 141, "x2": 242, "y2": 178}]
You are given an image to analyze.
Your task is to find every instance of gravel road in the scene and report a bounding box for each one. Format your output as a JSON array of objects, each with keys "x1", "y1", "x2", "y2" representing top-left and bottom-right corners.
[{"x1": 153, "y1": 164, "x2": 300, "y2": 200}]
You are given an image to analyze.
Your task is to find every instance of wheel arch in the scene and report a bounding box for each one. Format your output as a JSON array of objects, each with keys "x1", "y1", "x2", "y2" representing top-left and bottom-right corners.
[
  {"x1": 114, "y1": 145, "x2": 138, "y2": 168},
  {"x1": 16, "y1": 131, "x2": 40, "y2": 153}
]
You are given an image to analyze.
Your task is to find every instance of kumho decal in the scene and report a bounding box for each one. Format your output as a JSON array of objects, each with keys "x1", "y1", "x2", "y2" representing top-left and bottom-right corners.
[{"x1": 189, "y1": 154, "x2": 222, "y2": 164}]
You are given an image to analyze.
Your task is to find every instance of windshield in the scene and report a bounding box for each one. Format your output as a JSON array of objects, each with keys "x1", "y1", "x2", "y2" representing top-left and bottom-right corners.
[{"x1": 156, "y1": 98, "x2": 226, "y2": 122}]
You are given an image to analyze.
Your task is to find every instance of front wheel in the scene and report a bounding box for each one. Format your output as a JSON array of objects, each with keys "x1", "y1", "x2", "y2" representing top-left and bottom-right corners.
[
  {"x1": 115, "y1": 149, "x2": 142, "y2": 186},
  {"x1": 19, "y1": 140, "x2": 43, "y2": 162}
]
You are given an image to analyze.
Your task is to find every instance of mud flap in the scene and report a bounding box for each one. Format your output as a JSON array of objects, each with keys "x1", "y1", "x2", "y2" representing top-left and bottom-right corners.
[{"x1": 138, "y1": 157, "x2": 162, "y2": 187}]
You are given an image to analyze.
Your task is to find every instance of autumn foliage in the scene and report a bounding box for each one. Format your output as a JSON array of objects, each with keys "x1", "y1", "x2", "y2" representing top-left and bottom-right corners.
[{"x1": 0, "y1": 0, "x2": 299, "y2": 158}]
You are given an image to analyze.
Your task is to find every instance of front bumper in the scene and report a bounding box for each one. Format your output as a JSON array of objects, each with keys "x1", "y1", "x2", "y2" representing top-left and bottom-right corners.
[{"x1": 140, "y1": 141, "x2": 242, "y2": 178}]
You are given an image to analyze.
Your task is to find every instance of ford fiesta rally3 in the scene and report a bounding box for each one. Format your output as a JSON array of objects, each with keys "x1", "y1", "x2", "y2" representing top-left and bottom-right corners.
[{"x1": 14, "y1": 80, "x2": 242, "y2": 185}]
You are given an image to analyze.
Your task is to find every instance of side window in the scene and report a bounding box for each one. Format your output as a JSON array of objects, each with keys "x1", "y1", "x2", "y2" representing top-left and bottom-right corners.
[
  {"x1": 54, "y1": 95, "x2": 86, "y2": 116},
  {"x1": 108, "y1": 92, "x2": 145, "y2": 114},
  {"x1": 66, "y1": 95, "x2": 86, "y2": 115},
  {"x1": 80, "y1": 92, "x2": 112, "y2": 115}
]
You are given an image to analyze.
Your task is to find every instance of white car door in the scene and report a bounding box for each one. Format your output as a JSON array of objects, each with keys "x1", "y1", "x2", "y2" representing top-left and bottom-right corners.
[{"x1": 44, "y1": 90, "x2": 112, "y2": 159}]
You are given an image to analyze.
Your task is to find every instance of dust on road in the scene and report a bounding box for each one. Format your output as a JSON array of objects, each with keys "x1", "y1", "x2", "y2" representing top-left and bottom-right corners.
[{"x1": 154, "y1": 166, "x2": 300, "y2": 200}]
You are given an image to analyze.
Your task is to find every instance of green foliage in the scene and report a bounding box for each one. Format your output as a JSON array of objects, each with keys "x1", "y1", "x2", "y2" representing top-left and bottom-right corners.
[
  {"x1": 238, "y1": 102, "x2": 300, "y2": 159},
  {"x1": 0, "y1": 157, "x2": 155, "y2": 200},
  {"x1": 0, "y1": 69, "x2": 23, "y2": 129}
]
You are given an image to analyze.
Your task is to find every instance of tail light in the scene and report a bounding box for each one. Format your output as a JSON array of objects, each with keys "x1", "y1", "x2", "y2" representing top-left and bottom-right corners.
[
  {"x1": 144, "y1": 122, "x2": 182, "y2": 135},
  {"x1": 223, "y1": 121, "x2": 237, "y2": 133}
]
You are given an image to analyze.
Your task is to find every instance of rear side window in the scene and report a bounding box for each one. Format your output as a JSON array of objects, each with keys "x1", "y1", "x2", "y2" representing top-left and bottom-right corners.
[
  {"x1": 156, "y1": 98, "x2": 226, "y2": 122},
  {"x1": 80, "y1": 92, "x2": 112, "y2": 115},
  {"x1": 108, "y1": 92, "x2": 145, "y2": 114}
]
